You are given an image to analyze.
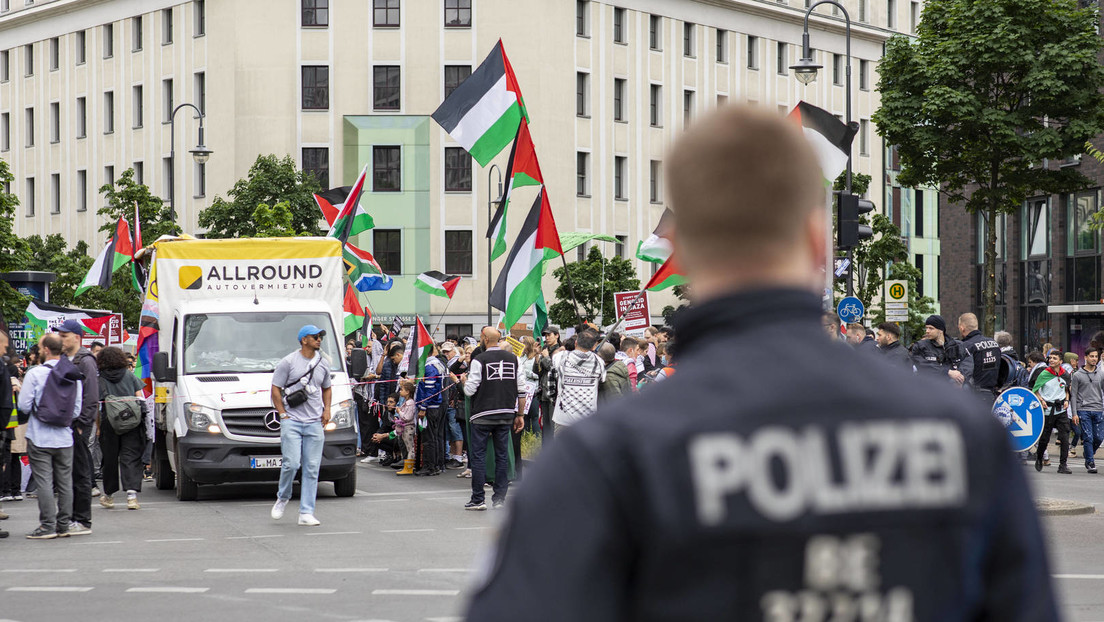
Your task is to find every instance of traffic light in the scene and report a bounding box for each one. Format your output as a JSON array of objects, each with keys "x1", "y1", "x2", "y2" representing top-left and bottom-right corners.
[{"x1": 836, "y1": 192, "x2": 875, "y2": 249}]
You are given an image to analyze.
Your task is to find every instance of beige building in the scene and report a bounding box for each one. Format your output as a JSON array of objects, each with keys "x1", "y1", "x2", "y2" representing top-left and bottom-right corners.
[{"x1": 0, "y1": 0, "x2": 921, "y2": 336}]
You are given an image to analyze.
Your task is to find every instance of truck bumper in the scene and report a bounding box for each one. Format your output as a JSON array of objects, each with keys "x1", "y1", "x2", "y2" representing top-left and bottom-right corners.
[{"x1": 176, "y1": 428, "x2": 357, "y2": 485}]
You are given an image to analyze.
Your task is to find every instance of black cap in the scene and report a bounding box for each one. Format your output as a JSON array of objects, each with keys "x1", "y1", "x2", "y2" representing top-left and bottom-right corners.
[
  {"x1": 924, "y1": 315, "x2": 946, "y2": 334},
  {"x1": 542, "y1": 324, "x2": 560, "y2": 336}
]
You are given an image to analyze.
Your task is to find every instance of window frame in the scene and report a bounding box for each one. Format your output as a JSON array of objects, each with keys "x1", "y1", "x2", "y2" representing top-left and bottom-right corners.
[
  {"x1": 576, "y1": 72, "x2": 589, "y2": 118},
  {"x1": 131, "y1": 16, "x2": 142, "y2": 52},
  {"x1": 746, "y1": 35, "x2": 759, "y2": 69},
  {"x1": 776, "y1": 41, "x2": 788, "y2": 76},
  {"x1": 0, "y1": 112, "x2": 8, "y2": 151},
  {"x1": 444, "y1": 146, "x2": 472, "y2": 193},
  {"x1": 373, "y1": 0, "x2": 400, "y2": 28},
  {"x1": 133, "y1": 84, "x2": 144, "y2": 128},
  {"x1": 683, "y1": 22, "x2": 695, "y2": 57},
  {"x1": 576, "y1": 151, "x2": 590, "y2": 197},
  {"x1": 162, "y1": 78, "x2": 174, "y2": 123},
  {"x1": 302, "y1": 146, "x2": 330, "y2": 189},
  {"x1": 194, "y1": 0, "x2": 206, "y2": 36},
  {"x1": 0, "y1": 50, "x2": 7, "y2": 82},
  {"x1": 302, "y1": 0, "x2": 329, "y2": 27},
  {"x1": 613, "y1": 77, "x2": 626, "y2": 122},
  {"x1": 103, "y1": 91, "x2": 114, "y2": 134},
  {"x1": 103, "y1": 23, "x2": 113, "y2": 59},
  {"x1": 444, "y1": 0, "x2": 471, "y2": 28},
  {"x1": 24, "y1": 43, "x2": 32, "y2": 76},
  {"x1": 716, "y1": 29, "x2": 727, "y2": 63},
  {"x1": 76, "y1": 96, "x2": 86, "y2": 138},
  {"x1": 576, "y1": 0, "x2": 589, "y2": 37},
  {"x1": 614, "y1": 155, "x2": 627, "y2": 200},
  {"x1": 373, "y1": 229, "x2": 403, "y2": 275},
  {"x1": 49, "y1": 101, "x2": 59, "y2": 143},
  {"x1": 372, "y1": 145, "x2": 402, "y2": 192},
  {"x1": 444, "y1": 229, "x2": 473, "y2": 275},
  {"x1": 859, "y1": 59, "x2": 869, "y2": 91},
  {"x1": 372, "y1": 65, "x2": 401, "y2": 111},
  {"x1": 613, "y1": 7, "x2": 625, "y2": 43},
  {"x1": 162, "y1": 8, "x2": 174, "y2": 45},
  {"x1": 24, "y1": 107, "x2": 33, "y2": 147},
  {"x1": 75, "y1": 30, "x2": 86, "y2": 65},
  {"x1": 649, "y1": 15, "x2": 662, "y2": 50},
  {"x1": 649, "y1": 160, "x2": 661, "y2": 203},
  {"x1": 301, "y1": 65, "x2": 329, "y2": 111},
  {"x1": 443, "y1": 64, "x2": 471, "y2": 99},
  {"x1": 50, "y1": 173, "x2": 60, "y2": 214},
  {"x1": 649, "y1": 84, "x2": 662, "y2": 127},
  {"x1": 77, "y1": 169, "x2": 87, "y2": 212},
  {"x1": 24, "y1": 177, "x2": 34, "y2": 217},
  {"x1": 49, "y1": 37, "x2": 59, "y2": 70}
]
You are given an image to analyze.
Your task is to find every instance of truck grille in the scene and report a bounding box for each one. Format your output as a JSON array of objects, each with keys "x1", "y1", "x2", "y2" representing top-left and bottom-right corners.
[
  {"x1": 197, "y1": 375, "x2": 241, "y2": 383},
  {"x1": 221, "y1": 407, "x2": 280, "y2": 438}
]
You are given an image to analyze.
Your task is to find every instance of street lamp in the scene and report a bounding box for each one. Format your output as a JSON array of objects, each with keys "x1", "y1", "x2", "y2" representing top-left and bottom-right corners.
[
  {"x1": 169, "y1": 102, "x2": 213, "y2": 226},
  {"x1": 486, "y1": 164, "x2": 503, "y2": 328}
]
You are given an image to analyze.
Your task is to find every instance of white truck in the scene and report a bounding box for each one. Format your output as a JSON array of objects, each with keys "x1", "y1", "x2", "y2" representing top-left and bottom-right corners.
[{"x1": 148, "y1": 237, "x2": 362, "y2": 500}]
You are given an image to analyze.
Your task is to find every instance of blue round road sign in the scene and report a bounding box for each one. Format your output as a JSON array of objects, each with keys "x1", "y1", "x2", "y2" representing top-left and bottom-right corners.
[
  {"x1": 993, "y1": 387, "x2": 1045, "y2": 452},
  {"x1": 836, "y1": 296, "x2": 865, "y2": 324}
]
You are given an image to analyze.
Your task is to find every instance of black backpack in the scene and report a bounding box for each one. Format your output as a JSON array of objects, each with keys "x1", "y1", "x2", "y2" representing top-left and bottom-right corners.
[{"x1": 32, "y1": 358, "x2": 85, "y2": 427}]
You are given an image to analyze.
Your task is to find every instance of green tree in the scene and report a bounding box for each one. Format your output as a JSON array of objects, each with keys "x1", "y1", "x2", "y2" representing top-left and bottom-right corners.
[
  {"x1": 251, "y1": 201, "x2": 305, "y2": 237},
  {"x1": 199, "y1": 154, "x2": 323, "y2": 238},
  {"x1": 848, "y1": 215, "x2": 935, "y2": 342},
  {"x1": 98, "y1": 167, "x2": 180, "y2": 241},
  {"x1": 874, "y1": 0, "x2": 1104, "y2": 335},
  {"x1": 661, "y1": 285, "x2": 690, "y2": 326},
  {"x1": 549, "y1": 247, "x2": 640, "y2": 328},
  {"x1": 0, "y1": 159, "x2": 31, "y2": 322}
]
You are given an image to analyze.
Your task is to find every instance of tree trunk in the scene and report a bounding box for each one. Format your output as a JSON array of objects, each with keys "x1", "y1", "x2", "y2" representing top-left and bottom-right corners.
[{"x1": 983, "y1": 203, "x2": 998, "y2": 337}]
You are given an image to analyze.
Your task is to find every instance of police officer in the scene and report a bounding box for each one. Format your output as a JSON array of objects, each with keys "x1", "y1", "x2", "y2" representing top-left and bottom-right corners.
[
  {"x1": 465, "y1": 106, "x2": 1057, "y2": 621},
  {"x1": 951, "y1": 312, "x2": 1002, "y2": 397},
  {"x1": 909, "y1": 314, "x2": 962, "y2": 380}
]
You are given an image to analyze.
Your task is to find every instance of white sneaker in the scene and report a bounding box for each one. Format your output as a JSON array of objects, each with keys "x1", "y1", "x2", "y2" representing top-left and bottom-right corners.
[
  {"x1": 360, "y1": 456, "x2": 373, "y2": 463},
  {"x1": 91, "y1": 486, "x2": 101, "y2": 497},
  {"x1": 298, "y1": 513, "x2": 321, "y2": 526},
  {"x1": 271, "y1": 499, "x2": 288, "y2": 520}
]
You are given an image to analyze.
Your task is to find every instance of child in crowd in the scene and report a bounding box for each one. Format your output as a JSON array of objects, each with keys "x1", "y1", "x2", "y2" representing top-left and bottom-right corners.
[{"x1": 374, "y1": 381, "x2": 417, "y2": 476}]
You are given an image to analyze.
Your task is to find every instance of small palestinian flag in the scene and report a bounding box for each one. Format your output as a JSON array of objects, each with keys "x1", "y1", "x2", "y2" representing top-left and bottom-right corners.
[
  {"x1": 414, "y1": 271, "x2": 461, "y2": 299},
  {"x1": 788, "y1": 101, "x2": 857, "y2": 182},
  {"x1": 342, "y1": 285, "x2": 365, "y2": 336},
  {"x1": 400, "y1": 316, "x2": 433, "y2": 379},
  {"x1": 490, "y1": 188, "x2": 563, "y2": 330},
  {"x1": 432, "y1": 39, "x2": 526, "y2": 166},
  {"x1": 75, "y1": 217, "x2": 135, "y2": 297},
  {"x1": 488, "y1": 118, "x2": 544, "y2": 261},
  {"x1": 343, "y1": 242, "x2": 393, "y2": 292},
  {"x1": 361, "y1": 304, "x2": 374, "y2": 348},
  {"x1": 636, "y1": 208, "x2": 674, "y2": 264},
  {"x1": 644, "y1": 255, "x2": 687, "y2": 292},
  {"x1": 323, "y1": 164, "x2": 374, "y2": 244}
]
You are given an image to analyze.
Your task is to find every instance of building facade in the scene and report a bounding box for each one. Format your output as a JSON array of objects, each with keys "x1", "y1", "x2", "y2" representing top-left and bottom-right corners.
[{"x1": 0, "y1": 0, "x2": 925, "y2": 337}]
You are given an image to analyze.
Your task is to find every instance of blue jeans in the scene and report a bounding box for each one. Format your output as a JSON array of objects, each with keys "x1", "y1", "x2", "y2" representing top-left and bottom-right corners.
[
  {"x1": 446, "y1": 407, "x2": 463, "y2": 444},
  {"x1": 1079, "y1": 411, "x2": 1104, "y2": 466},
  {"x1": 277, "y1": 419, "x2": 325, "y2": 515},
  {"x1": 469, "y1": 423, "x2": 510, "y2": 504}
]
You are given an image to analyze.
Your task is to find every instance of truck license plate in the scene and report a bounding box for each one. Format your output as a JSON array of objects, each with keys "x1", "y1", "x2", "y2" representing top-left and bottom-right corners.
[{"x1": 250, "y1": 456, "x2": 282, "y2": 469}]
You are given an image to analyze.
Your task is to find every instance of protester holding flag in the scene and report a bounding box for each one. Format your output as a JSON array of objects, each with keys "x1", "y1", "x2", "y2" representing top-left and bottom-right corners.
[{"x1": 410, "y1": 319, "x2": 447, "y2": 476}]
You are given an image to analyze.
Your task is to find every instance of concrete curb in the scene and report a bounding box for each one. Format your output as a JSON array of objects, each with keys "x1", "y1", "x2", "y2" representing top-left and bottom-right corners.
[{"x1": 1036, "y1": 497, "x2": 1096, "y2": 516}]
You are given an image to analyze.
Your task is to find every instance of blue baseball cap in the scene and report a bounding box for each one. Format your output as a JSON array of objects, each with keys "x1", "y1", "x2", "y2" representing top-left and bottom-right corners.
[
  {"x1": 52, "y1": 319, "x2": 85, "y2": 335},
  {"x1": 298, "y1": 325, "x2": 326, "y2": 341}
]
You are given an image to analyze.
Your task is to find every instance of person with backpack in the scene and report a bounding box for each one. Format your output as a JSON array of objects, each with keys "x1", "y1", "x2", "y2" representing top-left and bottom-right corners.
[
  {"x1": 96, "y1": 346, "x2": 146, "y2": 510},
  {"x1": 16, "y1": 333, "x2": 83, "y2": 539},
  {"x1": 1070, "y1": 347, "x2": 1104, "y2": 473},
  {"x1": 54, "y1": 319, "x2": 99, "y2": 536}
]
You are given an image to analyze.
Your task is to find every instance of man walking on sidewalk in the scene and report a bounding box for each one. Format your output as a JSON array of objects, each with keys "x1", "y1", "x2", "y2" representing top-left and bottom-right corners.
[
  {"x1": 54, "y1": 319, "x2": 98, "y2": 536},
  {"x1": 1035, "y1": 349, "x2": 1072, "y2": 474},
  {"x1": 1071, "y1": 347, "x2": 1104, "y2": 473}
]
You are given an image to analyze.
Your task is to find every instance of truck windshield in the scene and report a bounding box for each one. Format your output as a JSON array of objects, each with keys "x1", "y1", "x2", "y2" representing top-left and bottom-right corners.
[{"x1": 182, "y1": 312, "x2": 344, "y2": 374}]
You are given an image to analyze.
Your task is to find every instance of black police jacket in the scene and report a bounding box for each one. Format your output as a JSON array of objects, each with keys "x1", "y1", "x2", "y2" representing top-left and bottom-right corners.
[
  {"x1": 466, "y1": 289, "x2": 1056, "y2": 622},
  {"x1": 909, "y1": 336, "x2": 962, "y2": 376},
  {"x1": 959, "y1": 330, "x2": 1002, "y2": 393}
]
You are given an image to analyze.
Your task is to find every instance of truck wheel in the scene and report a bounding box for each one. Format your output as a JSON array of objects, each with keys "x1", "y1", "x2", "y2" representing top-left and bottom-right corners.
[
  {"x1": 174, "y1": 440, "x2": 199, "y2": 501},
  {"x1": 332, "y1": 467, "x2": 357, "y2": 497},
  {"x1": 153, "y1": 430, "x2": 174, "y2": 490}
]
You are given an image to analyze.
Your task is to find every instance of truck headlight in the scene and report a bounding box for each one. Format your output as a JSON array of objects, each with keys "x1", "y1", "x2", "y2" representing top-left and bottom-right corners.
[
  {"x1": 326, "y1": 399, "x2": 354, "y2": 431},
  {"x1": 184, "y1": 402, "x2": 221, "y2": 433}
]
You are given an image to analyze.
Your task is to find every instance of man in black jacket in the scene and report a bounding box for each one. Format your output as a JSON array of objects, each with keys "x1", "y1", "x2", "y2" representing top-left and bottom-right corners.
[
  {"x1": 465, "y1": 105, "x2": 1056, "y2": 621},
  {"x1": 951, "y1": 312, "x2": 1002, "y2": 397},
  {"x1": 875, "y1": 322, "x2": 913, "y2": 370},
  {"x1": 910, "y1": 314, "x2": 962, "y2": 381}
]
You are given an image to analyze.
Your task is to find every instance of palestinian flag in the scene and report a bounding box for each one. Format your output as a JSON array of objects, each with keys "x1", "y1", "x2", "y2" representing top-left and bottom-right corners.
[
  {"x1": 644, "y1": 255, "x2": 688, "y2": 291},
  {"x1": 636, "y1": 208, "x2": 674, "y2": 264},
  {"x1": 326, "y1": 164, "x2": 374, "y2": 244},
  {"x1": 361, "y1": 304, "x2": 374, "y2": 348},
  {"x1": 788, "y1": 101, "x2": 857, "y2": 182},
  {"x1": 342, "y1": 285, "x2": 365, "y2": 336},
  {"x1": 343, "y1": 242, "x2": 393, "y2": 292},
  {"x1": 488, "y1": 119, "x2": 544, "y2": 261},
  {"x1": 75, "y1": 217, "x2": 135, "y2": 297},
  {"x1": 531, "y1": 294, "x2": 548, "y2": 343},
  {"x1": 490, "y1": 188, "x2": 563, "y2": 330},
  {"x1": 432, "y1": 40, "x2": 526, "y2": 166},
  {"x1": 414, "y1": 271, "x2": 461, "y2": 299},
  {"x1": 399, "y1": 316, "x2": 433, "y2": 379}
]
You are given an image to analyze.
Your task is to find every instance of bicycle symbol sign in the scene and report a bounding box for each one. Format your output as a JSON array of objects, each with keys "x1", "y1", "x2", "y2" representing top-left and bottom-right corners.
[
  {"x1": 889, "y1": 283, "x2": 905, "y2": 299},
  {"x1": 836, "y1": 296, "x2": 865, "y2": 323}
]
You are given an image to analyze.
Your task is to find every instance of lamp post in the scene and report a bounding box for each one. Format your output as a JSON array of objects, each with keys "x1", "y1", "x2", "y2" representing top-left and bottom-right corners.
[
  {"x1": 169, "y1": 102, "x2": 213, "y2": 227},
  {"x1": 791, "y1": 0, "x2": 857, "y2": 297},
  {"x1": 486, "y1": 164, "x2": 503, "y2": 328}
]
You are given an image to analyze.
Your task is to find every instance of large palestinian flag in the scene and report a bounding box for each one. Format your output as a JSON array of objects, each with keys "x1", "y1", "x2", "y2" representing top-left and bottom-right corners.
[
  {"x1": 75, "y1": 217, "x2": 135, "y2": 297},
  {"x1": 636, "y1": 208, "x2": 674, "y2": 264},
  {"x1": 414, "y1": 271, "x2": 461, "y2": 299},
  {"x1": 399, "y1": 316, "x2": 433, "y2": 379},
  {"x1": 488, "y1": 118, "x2": 544, "y2": 261},
  {"x1": 432, "y1": 40, "x2": 526, "y2": 166},
  {"x1": 343, "y1": 242, "x2": 393, "y2": 292},
  {"x1": 325, "y1": 164, "x2": 374, "y2": 244},
  {"x1": 644, "y1": 255, "x2": 687, "y2": 291},
  {"x1": 788, "y1": 101, "x2": 857, "y2": 182},
  {"x1": 490, "y1": 189, "x2": 562, "y2": 330}
]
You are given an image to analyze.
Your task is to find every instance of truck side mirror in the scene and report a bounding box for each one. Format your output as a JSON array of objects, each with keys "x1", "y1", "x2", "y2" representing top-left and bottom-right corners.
[
  {"x1": 348, "y1": 349, "x2": 368, "y2": 379},
  {"x1": 152, "y1": 351, "x2": 177, "y2": 382}
]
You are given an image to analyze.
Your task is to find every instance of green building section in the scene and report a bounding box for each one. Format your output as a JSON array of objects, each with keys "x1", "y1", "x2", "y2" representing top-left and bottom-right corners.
[{"x1": 342, "y1": 115, "x2": 434, "y2": 322}]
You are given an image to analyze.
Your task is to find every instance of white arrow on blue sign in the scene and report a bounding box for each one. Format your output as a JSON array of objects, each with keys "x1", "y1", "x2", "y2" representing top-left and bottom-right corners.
[
  {"x1": 836, "y1": 296, "x2": 864, "y2": 323},
  {"x1": 993, "y1": 387, "x2": 1045, "y2": 452}
]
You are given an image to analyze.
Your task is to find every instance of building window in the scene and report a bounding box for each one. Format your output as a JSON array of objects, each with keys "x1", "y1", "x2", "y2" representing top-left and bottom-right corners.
[
  {"x1": 859, "y1": 119, "x2": 869, "y2": 155},
  {"x1": 613, "y1": 7, "x2": 625, "y2": 43},
  {"x1": 132, "y1": 85, "x2": 143, "y2": 127},
  {"x1": 76, "y1": 96, "x2": 86, "y2": 138},
  {"x1": 683, "y1": 90, "x2": 694, "y2": 126},
  {"x1": 49, "y1": 102, "x2": 59, "y2": 143},
  {"x1": 195, "y1": 0, "x2": 206, "y2": 36},
  {"x1": 1023, "y1": 198, "x2": 1049, "y2": 259},
  {"x1": 132, "y1": 16, "x2": 142, "y2": 51},
  {"x1": 576, "y1": 72, "x2": 589, "y2": 117},
  {"x1": 0, "y1": 0, "x2": 7, "y2": 12},
  {"x1": 613, "y1": 78, "x2": 625, "y2": 122},
  {"x1": 576, "y1": 0, "x2": 588, "y2": 36},
  {"x1": 162, "y1": 8, "x2": 173, "y2": 44},
  {"x1": 683, "y1": 22, "x2": 695, "y2": 57},
  {"x1": 859, "y1": 59, "x2": 869, "y2": 90},
  {"x1": 194, "y1": 161, "x2": 205, "y2": 197},
  {"x1": 24, "y1": 178, "x2": 33, "y2": 217},
  {"x1": 910, "y1": 1, "x2": 919, "y2": 33},
  {"x1": 914, "y1": 189, "x2": 924, "y2": 236},
  {"x1": 0, "y1": 113, "x2": 8, "y2": 151},
  {"x1": 615, "y1": 235, "x2": 627, "y2": 258},
  {"x1": 444, "y1": 324, "x2": 472, "y2": 340},
  {"x1": 24, "y1": 107, "x2": 33, "y2": 147},
  {"x1": 576, "y1": 151, "x2": 589, "y2": 196},
  {"x1": 614, "y1": 156, "x2": 627, "y2": 200},
  {"x1": 649, "y1": 15, "x2": 661, "y2": 50},
  {"x1": 444, "y1": 0, "x2": 471, "y2": 27},
  {"x1": 49, "y1": 37, "x2": 58, "y2": 69},
  {"x1": 444, "y1": 65, "x2": 471, "y2": 99},
  {"x1": 650, "y1": 160, "x2": 661, "y2": 203},
  {"x1": 103, "y1": 23, "x2": 113, "y2": 58},
  {"x1": 833, "y1": 54, "x2": 842, "y2": 85},
  {"x1": 162, "y1": 78, "x2": 174, "y2": 121},
  {"x1": 776, "y1": 42, "x2": 787, "y2": 75},
  {"x1": 103, "y1": 91, "x2": 114, "y2": 134},
  {"x1": 444, "y1": 230, "x2": 473, "y2": 275},
  {"x1": 133, "y1": 161, "x2": 143, "y2": 185},
  {"x1": 75, "y1": 30, "x2": 85, "y2": 64},
  {"x1": 24, "y1": 43, "x2": 32, "y2": 76},
  {"x1": 77, "y1": 170, "x2": 87, "y2": 212},
  {"x1": 716, "y1": 30, "x2": 727, "y2": 63},
  {"x1": 858, "y1": 0, "x2": 867, "y2": 22},
  {"x1": 194, "y1": 72, "x2": 205, "y2": 114},
  {"x1": 302, "y1": 147, "x2": 329, "y2": 188},
  {"x1": 887, "y1": 0, "x2": 896, "y2": 29},
  {"x1": 302, "y1": 0, "x2": 328, "y2": 27},
  {"x1": 649, "y1": 84, "x2": 662, "y2": 127},
  {"x1": 1069, "y1": 191, "x2": 1100, "y2": 255},
  {"x1": 374, "y1": 0, "x2": 399, "y2": 27},
  {"x1": 50, "y1": 173, "x2": 60, "y2": 214},
  {"x1": 373, "y1": 65, "x2": 401, "y2": 110},
  {"x1": 576, "y1": 244, "x2": 587, "y2": 263},
  {"x1": 373, "y1": 229, "x2": 402, "y2": 275},
  {"x1": 105, "y1": 165, "x2": 115, "y2": 191},
  {"x1": 718, "y1": 94, "x2": 728, "y2": 107},
  {"x1": 444, "y1": 147, "x2": 472, "y2": 192},
  {"x1": 301, "y1": 66, "x2": 328, "y2": 110},
  {"x1": 747, "y1": 35, "x2": 759, "y2": 69},
  {"x1": 373, "y1": 145, "x2": 401, "y2": 192},
  {"x1": 0, "y1": 50, "x2": 7, "y2": 82}
]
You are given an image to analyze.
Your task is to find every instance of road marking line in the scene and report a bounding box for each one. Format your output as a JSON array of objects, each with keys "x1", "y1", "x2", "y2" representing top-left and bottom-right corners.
[
  {"x1": 7, "y1": 587, "x2": 94, "y2": 592},
  {"x1": 244, "y1": 588, "x2": 336, "y2": 594},
  {"x1": 381, "y1": 529, "x2": 435, "y2": 533},
  {"x1": 1054, "y1": 574, "x2": 1104, "y2": 579},
  {"x1": 127, "y1": 587, "x2": 210, "y2": 593},
  {"x1": 103, "y1": 569, "x2": 161, "y2": 573},
  {"x1": 226, "y1": 534, "x2": 285, "y2": 540},
  {"x1": 426, "y1": 617, "x2": 463, "y2": 622},
  {"x1": 359, "y1": 489, "x2": 459, "y2": 497},
  {"x1": 427, "y1": 496, "x2": 471, "y2": 501},
  {"x1": 417, "y1": 569, "x2": 469, "y2": 573},
  {"x1": 304, "y1": 531, "x2": 361, "y2": 537},
  {"x1": 205, "y1": 569, "x2": 279, "y2": 573},
  {"x1": 145, "y1": 538, "x2": 205, "y2": 543},
  {"x1": 372, "y1": 589, "x2": 459, "y2": 596},
  {"x1": 453, "y1": 527, "x2": 487, "y2": 531},
  {"x1": 74, "y1": 540, "x2": 123, "y2": 545},
  {"x1": 313, "y1": 568, "x2": 388, "y2": 573},
  {"x1": 2, "y1": 569, "x2": 77, "y2": 573}
]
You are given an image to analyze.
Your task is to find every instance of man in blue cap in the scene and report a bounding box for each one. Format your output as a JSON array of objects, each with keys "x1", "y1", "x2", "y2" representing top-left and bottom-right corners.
[{"x1": 269, "y1": 324, "x2": 332, "y2": 526}]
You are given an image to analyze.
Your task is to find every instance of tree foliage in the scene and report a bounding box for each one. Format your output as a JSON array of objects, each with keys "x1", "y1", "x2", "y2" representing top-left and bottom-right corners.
[
  {"x1": 21, "y1": 235, "x2": 142, "y2": 326},
  {"x1": 0, "y1": 159, "x2": 31, "y2": 323},
  {"x1": 198, "y1": 154, "x2": 323, "y2": 238},
  {"x1": 98, "y1": 167, "x2": 181, "y2": 242},
  {"x1": 848, "y1": 215, "x2": 935, "y2": 342},
  {"x1": 873, "y1": 0, "x2": 1104, "y2": 334},
  {"x1": 549, "y1": 247, "x2": 640, "y2": 328},
  {"x1": 252, "y1": 201, "x2": 306, "y2": 237}
]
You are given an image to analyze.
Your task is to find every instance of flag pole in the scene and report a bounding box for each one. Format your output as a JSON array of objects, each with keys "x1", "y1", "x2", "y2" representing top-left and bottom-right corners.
[
  {"x1": 558, "y1": 254, "x2": 585, "y2": 327},
  {"x1": 429, "y1": 295, "x2": 456, "y2": 341}
]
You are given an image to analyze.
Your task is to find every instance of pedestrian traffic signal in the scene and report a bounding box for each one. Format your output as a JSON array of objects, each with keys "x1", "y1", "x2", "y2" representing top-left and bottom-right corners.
[{"x1": 836, "y1": 192, "x2": 875, "y2": 250}]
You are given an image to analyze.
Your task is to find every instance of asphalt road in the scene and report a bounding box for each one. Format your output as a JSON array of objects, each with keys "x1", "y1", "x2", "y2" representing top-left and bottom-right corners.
[{"x1": 0, "y1": 461, "x2": 495, "y2": 622}]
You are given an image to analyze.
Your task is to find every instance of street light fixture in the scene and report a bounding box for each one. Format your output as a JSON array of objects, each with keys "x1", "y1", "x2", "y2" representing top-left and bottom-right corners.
[
  {"x1": 791, "y1": 55, "x2": 823, "y2": 85},
  {"x1": 169, "y1": 102, "x2": 213, "y2": 226}
]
